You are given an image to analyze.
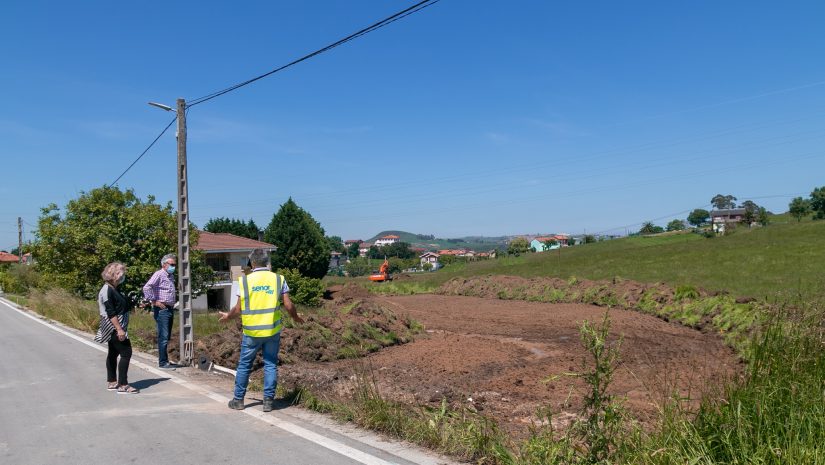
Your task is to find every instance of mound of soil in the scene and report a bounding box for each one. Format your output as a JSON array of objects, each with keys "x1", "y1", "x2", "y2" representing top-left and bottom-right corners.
[
  {"x1": 284, "y1": 294, "x2": 742, "y2": 438},
  {"x1": 184, "y1": 293, "x2": 422, "y2": 371}
]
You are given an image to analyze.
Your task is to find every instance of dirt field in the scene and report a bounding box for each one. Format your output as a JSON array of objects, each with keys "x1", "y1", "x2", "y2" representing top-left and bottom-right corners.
[{"x1": 280, "y1": 291, "x2": 742, "y2": 436}]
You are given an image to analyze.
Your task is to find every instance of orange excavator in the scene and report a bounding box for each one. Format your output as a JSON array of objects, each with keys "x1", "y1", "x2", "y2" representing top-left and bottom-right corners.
[{"x1": 368, "y1": 258, "x2": 392, "y2": 282}]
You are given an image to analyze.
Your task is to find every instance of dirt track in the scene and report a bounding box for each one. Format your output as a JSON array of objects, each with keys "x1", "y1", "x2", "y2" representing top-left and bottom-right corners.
[{"x1": 283, "y1": 293, "x2": 741, "y2": 436}]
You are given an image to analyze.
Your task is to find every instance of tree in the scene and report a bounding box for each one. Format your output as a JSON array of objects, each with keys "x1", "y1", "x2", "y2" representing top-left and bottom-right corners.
[
  {"x1": 542, "y1": 239, "x2": 558, "y2": 251},
  {"x1": 325, "y1": 235, "x2": 345, "y2": 253},
  {"x1": 584, "y1": 235, "x2": 597, "y2": 244},
  {"x1": 788, "y1": 197, "x2": 811, "y2": 222},
  {"x1": 810, "y1": 186, "x2": 825, "y2": 219},
  {"x1": 204, "y1": 217, "x2": 260, "y2": 240},
  {"x1": 373, "y1": 241, "x2": 415, "y2": 259},
  {"x1": 33, "y1": 186, "x2": 212, "y2": 299},
  {"x1": 739, "y1": 200, "x2": 760, "y2": 226},
  {"x1": 711, "y1": 194, "x2": 737, "y2": 210},
  {"x1": 263, "y1": 198, "x2": 330, "y2": 279},
  {"x1": 344, "y1": 257, "x2": 370, "y2": 277},
  {"x1": 347, "y1": 242, "x2": 361, "y2": 259},
  {"x1": 666, "y1": 219, "x2": 686, "y2": 231},
  {"x1": 638, "y1": 222, "x2": 664, "y2": 235},
  {"x1": 757, "y1": 207, "x2": 770, "y2": 226},
  {"x1": 740, "y1": 200, "x2": 758, "y2": 212},
  {"x1": 507, "y1": 237, "x2": 531, "y2": 256},
  {"x1": 687, "y1": 209, "x2": 710, "y2": 227}
]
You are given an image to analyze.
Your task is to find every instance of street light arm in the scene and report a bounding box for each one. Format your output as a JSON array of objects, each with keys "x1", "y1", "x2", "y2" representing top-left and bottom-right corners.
[{"x1": 148, "y1": 102, "x2": 173, "y2": 112}]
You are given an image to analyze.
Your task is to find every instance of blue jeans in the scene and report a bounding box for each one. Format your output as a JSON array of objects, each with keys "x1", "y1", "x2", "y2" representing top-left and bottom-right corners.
[
  {"x1": 153, "y1": 307, "x2": 173, "y2": 366},
  {"x1": 234, "y1": 332, "x2": 281, "y2": 400}
]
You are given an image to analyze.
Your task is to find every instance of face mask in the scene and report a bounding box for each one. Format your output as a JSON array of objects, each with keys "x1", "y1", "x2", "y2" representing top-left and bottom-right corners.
[
  {"x1": 118, "y1": 275, "x2": 125, "y2": 285},
  {"x1": 166, "y1": 266, "x2": 176, "y2": 274}
]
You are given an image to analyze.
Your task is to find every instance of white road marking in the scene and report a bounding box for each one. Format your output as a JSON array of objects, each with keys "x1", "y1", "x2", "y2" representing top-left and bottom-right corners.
[{"x1": 0, "y1": 298, "x2": 404, "y2": 465}]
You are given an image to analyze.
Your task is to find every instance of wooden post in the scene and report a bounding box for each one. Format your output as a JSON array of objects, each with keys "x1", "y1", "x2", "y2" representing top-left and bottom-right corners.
[{"x1": 176, "y1": 98, "x2": 194, "y2": 365}]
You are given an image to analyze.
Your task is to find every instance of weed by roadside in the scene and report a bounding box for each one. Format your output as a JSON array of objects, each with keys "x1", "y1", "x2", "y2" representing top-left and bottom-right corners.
[{"x1": 283, "y1": 361, "x2": 509, "y2": 463}]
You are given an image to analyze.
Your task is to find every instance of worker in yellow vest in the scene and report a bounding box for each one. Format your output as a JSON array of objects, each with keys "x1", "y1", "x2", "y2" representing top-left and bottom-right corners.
[{"x1": 218, "y1": 248, "x2": 304, "y2": 412}]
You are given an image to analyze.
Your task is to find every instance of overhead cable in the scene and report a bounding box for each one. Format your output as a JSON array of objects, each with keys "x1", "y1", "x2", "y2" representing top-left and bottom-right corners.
[
  {"x1": 107, "y1": 116, "x2": 177, "y2": 188},
  {"x1": 186, "y1": 0, "x2": 439, "y2": 108}
]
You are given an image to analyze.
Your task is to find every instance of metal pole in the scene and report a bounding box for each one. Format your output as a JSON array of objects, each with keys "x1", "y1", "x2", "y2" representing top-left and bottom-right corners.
[
  {"x1": 17, "y1": 217, "x2": 23, "y2": 264},
  {"x1": 176, "y1": 98, "x2": 194, "y2": 365}
]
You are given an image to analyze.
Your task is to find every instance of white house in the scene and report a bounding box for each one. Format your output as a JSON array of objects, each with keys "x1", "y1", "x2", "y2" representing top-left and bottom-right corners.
[
  {"x1": 193, "y1": 231, "x2": 276, "y2": 311},
  {"x1": 374, "y1": 235, "x2": 400, "y2": 247},
  {"x1": 419, "y1": 251, "x2": 440, "y2": 269},
  {"x1": 358, "y1": 242, "x2": 373, "y2": 257}
]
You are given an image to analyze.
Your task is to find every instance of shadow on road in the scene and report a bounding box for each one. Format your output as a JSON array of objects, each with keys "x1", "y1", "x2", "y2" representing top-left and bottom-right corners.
[{"x1": 131, "y1": 378, "x2": 170, "y2": 390}]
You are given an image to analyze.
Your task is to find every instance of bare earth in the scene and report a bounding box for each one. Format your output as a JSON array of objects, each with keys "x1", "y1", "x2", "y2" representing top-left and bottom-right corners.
[{"x1": 282, "y1": 293, "x2": 742, "y2": 436}]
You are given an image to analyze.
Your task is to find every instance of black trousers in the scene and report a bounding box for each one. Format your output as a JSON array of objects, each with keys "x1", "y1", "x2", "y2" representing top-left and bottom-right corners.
[{"x1": 106, "y1": 337, "x2": 132, "y2": 385}]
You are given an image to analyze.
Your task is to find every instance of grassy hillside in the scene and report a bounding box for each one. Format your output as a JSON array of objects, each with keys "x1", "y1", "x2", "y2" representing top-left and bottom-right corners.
[{"x1": 414, "y1": 219, "x2": 825, "y2": 301}]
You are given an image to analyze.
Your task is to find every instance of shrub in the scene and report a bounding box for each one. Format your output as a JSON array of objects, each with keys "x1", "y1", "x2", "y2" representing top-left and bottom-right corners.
[
  {"x1": 0, "y1": 264, "x2": 40, "y2": 294},
  {"x1": 344, "y1": 257, "x2": 370, "y2": 277},
  {"x1": 276, "y1": 268, "x2": 324, "y2": 307}
]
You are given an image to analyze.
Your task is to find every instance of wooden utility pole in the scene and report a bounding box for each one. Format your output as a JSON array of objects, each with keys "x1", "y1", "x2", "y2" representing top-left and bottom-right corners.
[
  {"x1": 17, "y1": 217, "x2": 23, "y2": 264},
  {"x1": 176, "y1": 98, "x2": 194, "y2": 365}
]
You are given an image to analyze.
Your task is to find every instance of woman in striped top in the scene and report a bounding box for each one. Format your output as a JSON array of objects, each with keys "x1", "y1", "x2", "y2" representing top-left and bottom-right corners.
[{"x1": 95, "y1": 262, "x2": 139, "y2": 394}]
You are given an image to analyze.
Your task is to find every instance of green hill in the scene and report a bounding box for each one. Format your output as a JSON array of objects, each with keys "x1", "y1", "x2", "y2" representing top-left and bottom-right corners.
[
  {"x1": 418, "y1": 219, "x2": 825, "y2": 301},
  {"x1": 366, "y1": 230, "x2": 508, "y2": 251}
]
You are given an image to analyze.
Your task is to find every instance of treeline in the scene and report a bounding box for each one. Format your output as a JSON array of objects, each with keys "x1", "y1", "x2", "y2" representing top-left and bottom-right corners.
[
  {"x1": 637, "y1": 186, "x2": 825, "y2": 235},
  {"x1": 4, "y1": 188, "x2": 331, "y2": 306}
]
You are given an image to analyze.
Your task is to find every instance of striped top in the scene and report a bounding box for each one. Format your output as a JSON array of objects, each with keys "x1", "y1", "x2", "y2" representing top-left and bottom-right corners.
[{"x1": 94, "y1": 283, "x2": 130, "y2": 343}]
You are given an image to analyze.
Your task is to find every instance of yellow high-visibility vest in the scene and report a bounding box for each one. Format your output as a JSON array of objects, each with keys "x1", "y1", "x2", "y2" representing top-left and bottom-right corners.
[{"x1": 238, "y1": 271, "x2": 283, "y2": 338}]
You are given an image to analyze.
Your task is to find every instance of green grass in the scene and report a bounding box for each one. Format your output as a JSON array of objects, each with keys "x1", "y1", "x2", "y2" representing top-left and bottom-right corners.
[
  {"x1": 3, "y1": 293, "x2": 29, "y2": 307},
  {"x1": 283, "y1": 364, "x2": 510, "y2": 463},
  {"x1": 19, "y1": 288, "x2": 227, "y2": 351},
  {"x1": 620, "y1": 303, "x2": 825, "y2": 464},
  {"x1": 403, "y1": 220, "x2": 825, "y2": 302}
]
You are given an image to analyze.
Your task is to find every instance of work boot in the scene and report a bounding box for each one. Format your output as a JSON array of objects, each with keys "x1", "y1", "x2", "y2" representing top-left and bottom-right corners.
[
  {"x1": 262, "y1": 397, "x2": 274, "y2": 412},
  {"x1": 228, "y1": 398, "x2": 244, "y2": 410}
]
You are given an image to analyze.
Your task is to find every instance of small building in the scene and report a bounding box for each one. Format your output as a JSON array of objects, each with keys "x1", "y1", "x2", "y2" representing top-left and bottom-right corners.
[
  {"x1": 374, "y1": 235, "x2": 400, "y2": 247},
  {"x1": 344, "y1": 239, "x2": 362, "y2": 246},
  {"x1": 711, "y1": 209, "x2": 746, "y2": 234},
  {"x1": 358, "y1": 242, "x2": 373, "y2": 257},
  {"x1": 530, "y1": 235, "x2": 569, "y2": 252},
  {"x1": 0, "y1": 252, "x2": 20, "y2": 264},
  {"x1": 419, "y1": 251, "x2": 440, "y2": 269},
  {"x1": 329, "y1": 251, "x2": 344, "y2": 269},
  {"x1": 193, "y1": 231, "x2": 277, "y2": 311}
]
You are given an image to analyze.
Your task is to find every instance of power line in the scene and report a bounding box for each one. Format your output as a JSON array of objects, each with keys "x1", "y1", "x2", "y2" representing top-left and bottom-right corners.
[
  {"x1": 107, "y1": 116, "x2": 177, "y2": 187},
  {"x1": 186, "y1": 0, "x2": 439, "y2": 108}
]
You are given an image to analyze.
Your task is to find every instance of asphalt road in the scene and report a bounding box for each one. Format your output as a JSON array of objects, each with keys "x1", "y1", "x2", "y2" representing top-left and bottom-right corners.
[{"x1": 0, "y1": 298, "x2": 446, "y2": 465}]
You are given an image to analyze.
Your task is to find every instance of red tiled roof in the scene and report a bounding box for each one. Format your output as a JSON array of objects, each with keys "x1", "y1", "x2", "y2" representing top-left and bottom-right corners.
[
  {"x1": 194, "y1": 231, "x2": 275, "y2": 252},
  {"x1": 0, "y1": 252, "x2": 20, "y2": 263}
]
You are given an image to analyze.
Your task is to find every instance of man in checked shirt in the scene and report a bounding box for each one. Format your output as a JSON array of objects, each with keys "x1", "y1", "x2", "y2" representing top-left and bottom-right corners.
[{"x1": 142, "y1": 253, "x2": 177, "y2": 368}]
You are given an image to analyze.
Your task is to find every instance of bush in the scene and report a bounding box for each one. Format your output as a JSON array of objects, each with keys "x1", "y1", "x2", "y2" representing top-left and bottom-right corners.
[
  {"x1": 344, "y1": 257, "x2": 371, "y2": 277},
  {"x1": 0, "y1": 264, "x2": 40, "y2": 294},
  {"x1": 277, "y1": 268, "x2": 324, "y2": 307}
]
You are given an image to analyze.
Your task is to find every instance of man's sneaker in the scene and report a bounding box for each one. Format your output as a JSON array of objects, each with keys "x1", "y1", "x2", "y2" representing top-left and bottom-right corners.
[
  {"x1": 159, "y1": 363, "x2": 177, "y2": 369},
  {"x1": 228, "y1": 398, "x2": 244, "y2": 410},
  {"x1": 262, "y1": 397, "x2": 274, "y2": 412}
]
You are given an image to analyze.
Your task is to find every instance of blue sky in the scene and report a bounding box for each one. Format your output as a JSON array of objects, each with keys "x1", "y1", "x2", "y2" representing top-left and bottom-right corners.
[{"x1": 2, "y1": 1, "x2": 824, "y2": 250}]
